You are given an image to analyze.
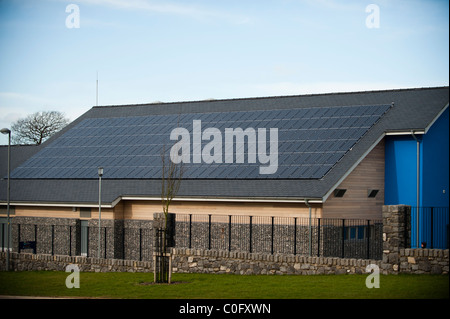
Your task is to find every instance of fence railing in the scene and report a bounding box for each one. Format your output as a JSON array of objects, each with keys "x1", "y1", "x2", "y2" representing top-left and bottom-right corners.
[
  {"x1": 411, "y1": 207, "x2": 449, "y2": 249},
  {"x1": 175, "y1": 214, "x2": 383, "y2": 260},
  {"x1": 3, "y1": 214, "x2": 384, "y2": 261}
]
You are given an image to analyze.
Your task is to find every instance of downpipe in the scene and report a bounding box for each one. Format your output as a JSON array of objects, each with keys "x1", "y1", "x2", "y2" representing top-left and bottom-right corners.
[{"x1": 411, "y1": 131, "x2": 420, "y2": 248}]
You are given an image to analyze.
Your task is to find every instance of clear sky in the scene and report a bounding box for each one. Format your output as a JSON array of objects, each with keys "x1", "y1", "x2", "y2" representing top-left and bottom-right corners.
[{"x1": 0, "y1": 0, "x2": 448, "y2": 145}]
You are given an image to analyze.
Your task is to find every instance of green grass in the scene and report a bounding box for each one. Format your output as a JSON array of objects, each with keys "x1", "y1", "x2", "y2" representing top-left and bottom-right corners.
[{"x1": 0, "y1": 271, "x2": 448, "y2": 299}]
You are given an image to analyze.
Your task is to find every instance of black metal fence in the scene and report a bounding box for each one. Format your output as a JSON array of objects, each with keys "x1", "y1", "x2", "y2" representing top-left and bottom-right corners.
[
  {"x1": 4, "y1": 214, "x2": 383, "y2": 261},
  {"x1": 411, "y1": 207, "x2": 449, "y2": 249},
  {"x1": 175, "y1": 214, "x2": 383, "y2": 260}
]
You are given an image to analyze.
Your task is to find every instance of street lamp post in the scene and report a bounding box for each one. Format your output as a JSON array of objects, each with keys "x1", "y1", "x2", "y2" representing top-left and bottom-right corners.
[
  {"x1": 1, "y1": 128, "x2": 11, "y2": 271},
  {"x1": 98, "y1": 167, "x2": 103, "y2": 258}
]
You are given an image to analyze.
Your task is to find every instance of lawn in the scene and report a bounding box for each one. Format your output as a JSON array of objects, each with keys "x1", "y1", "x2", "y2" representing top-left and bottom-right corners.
[{"x1": 0, "y1": 271, "x2": 448, "y2": 299}]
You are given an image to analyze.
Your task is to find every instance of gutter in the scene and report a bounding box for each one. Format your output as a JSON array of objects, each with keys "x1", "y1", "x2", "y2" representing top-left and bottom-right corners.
[
  {"x1": 1, "y1": 196, "x2": 323, "y2": 209},
  {"x1": 121, "y1": 196, "x2": 323, "y2": 204}
]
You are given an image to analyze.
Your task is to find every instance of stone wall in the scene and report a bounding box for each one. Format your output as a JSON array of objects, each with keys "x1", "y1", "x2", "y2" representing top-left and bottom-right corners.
[
  {"x1": 398, "y1": 248, "x2": 448, "y2": 274},
  {"x1": 382, "y1": 204, "x2": 411, "y2": 272},
  {"x1": 0, "y1": 252, "x2": 153, "y2": 273},
  {"x1": 1, "y1": 205, "x2": 448, "y2": 275},
  {"x1": 171, "y1": 248, "x2": 380, "y2": 275},
  {"x1": 171, "y1": 247, "x2": 448, "y2": 275},
  {"x1": 2, "y1": 248, "x2": 447, "y2": 275}
]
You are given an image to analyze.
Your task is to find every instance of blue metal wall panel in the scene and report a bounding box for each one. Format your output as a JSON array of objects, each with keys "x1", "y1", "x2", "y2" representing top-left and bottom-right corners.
[
  {"x1": 385, "y1": 107, "x2": 449, "y2": 248},
  {"x1": 422, "y1": 107, "x2": 449, "y2": 208},
  {"x1": 384, "y1": 135, "x2": 421, "y2": 206}
]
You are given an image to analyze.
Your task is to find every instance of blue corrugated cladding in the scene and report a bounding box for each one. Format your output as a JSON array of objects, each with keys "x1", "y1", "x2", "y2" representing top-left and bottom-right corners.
[{"x1": 385, "y1": 107, "x2": 449, "y2": 248}]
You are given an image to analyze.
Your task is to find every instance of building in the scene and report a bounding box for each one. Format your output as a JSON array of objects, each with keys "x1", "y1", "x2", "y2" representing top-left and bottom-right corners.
[
  {"x1": 1, "y1": 86, "x2": 448, "y2": 254},
  {"x1": 384, "y1": 92, "x2": 449, "y2": 248}
]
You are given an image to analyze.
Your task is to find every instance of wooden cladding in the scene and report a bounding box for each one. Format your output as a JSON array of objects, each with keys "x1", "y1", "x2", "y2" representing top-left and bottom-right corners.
[{"x1": 323, "y1": 139, "x2": 385, "y2": 220}]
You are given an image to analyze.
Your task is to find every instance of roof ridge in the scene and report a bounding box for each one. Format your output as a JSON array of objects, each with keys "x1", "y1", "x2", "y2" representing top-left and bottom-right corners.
[{"x1": 92, "y1": 86, "x2": 449, "y2": 109}]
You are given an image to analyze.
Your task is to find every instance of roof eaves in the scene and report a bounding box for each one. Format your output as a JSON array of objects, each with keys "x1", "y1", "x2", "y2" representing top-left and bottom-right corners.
[
  {"x1": 1, "y1": 201, "x2": 115, "y2": 209},
  {"x1": 121, "y1": 195, "x2": 323, "y2": 204}
]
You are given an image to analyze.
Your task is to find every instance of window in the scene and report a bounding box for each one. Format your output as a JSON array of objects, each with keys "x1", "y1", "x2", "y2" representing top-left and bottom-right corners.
[
  {"x1": 345, "y1": 226, "x2": 367, "y2": 240},
  {"x1": 367, "y1": 189, "x2": 379, "y2": 198},
  {"x1": 334, "y1": 189, "x2": 347, "y2": 197}
]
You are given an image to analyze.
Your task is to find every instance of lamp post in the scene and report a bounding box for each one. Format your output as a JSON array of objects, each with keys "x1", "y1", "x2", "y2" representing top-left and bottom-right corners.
[
  {"x1": 1, "y1": 128, "x2": 11, "y2": 271},
  {"x1": 97, "y1": 166, "x2": 103, "y2": 258}
]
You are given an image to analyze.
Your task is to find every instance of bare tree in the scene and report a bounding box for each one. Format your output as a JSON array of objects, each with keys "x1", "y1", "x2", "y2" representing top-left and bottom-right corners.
[
  {"x1": 160, "y1": 144, "x2": 184, "y2": 216},
  {"x1": 154, "y1": 144, "x2": 184, "y2": 283},
  {"x1": 11, "y1": 111, "x2": 70, "y2": 145}
]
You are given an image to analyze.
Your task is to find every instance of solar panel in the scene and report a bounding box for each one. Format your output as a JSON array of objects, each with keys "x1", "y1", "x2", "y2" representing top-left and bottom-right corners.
[{"x1": 10, "y1": 103, "x2": 391, "y2": 180}]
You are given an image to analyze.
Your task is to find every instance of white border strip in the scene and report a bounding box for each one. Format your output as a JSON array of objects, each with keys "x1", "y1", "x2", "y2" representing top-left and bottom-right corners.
[{"x1": 1, "y1": 196, "x2": 323, "y2": 209}]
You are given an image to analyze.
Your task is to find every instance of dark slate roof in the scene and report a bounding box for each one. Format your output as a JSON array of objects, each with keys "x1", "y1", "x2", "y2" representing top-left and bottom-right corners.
[
  {"x1": 1, "y1": 86, "x2": 448, "y2": 205},
  {"x1": 0, "y1": 145, "x2": 41, "y2": 178},
  {"x1": 9, "y1": 104, "x2": 391, "y2": 179}
]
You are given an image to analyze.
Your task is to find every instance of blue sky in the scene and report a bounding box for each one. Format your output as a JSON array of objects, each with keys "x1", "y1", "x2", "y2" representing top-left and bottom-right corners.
[{"x1": 0, "y1": 0, "x2": 448, "y2": 145}]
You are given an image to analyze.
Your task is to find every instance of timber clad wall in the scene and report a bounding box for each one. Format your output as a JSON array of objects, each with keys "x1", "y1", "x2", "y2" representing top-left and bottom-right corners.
[
  {"x1": 130, "y1": 201, "x2": 323, "y2": 219},
  {"x1": 13, "y1": 206, "x2": 116, "y2": 220},
  {"x1": 323, "y1": 140, "x2": 385, "y2": 220},
  {"x1": 11, "y1": 201, "x2": 323, "y2": 221}
]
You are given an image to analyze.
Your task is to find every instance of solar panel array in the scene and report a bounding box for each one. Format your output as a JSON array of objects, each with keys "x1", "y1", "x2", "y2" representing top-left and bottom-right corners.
[{"x1": 10, "y1": 104, "x2": 391, "y2": 179}]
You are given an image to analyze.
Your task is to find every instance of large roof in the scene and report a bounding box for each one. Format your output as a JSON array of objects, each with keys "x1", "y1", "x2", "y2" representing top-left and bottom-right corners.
[
  {"x1": 1, "y1": 86, "x2": 448, "y2": 205},
  {"x1": 10, "y1": 104, "x2": 391, "y2": 180}
]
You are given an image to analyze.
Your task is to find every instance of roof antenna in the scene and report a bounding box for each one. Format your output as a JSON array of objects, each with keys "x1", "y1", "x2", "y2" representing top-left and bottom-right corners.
[{"x1": 96, "y1": 71, "x2": 99, "y2": 107}]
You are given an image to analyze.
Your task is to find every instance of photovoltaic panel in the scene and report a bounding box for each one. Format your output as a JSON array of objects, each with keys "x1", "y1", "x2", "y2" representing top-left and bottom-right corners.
[{"x1": 10, "y1": 103, "x2": 391, "y2": 180}]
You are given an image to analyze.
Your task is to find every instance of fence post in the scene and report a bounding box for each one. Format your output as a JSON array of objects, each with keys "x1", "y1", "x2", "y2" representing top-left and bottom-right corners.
[
  {"x1": 341, "y1": 219, "x2": 345, "y2": 258},
  {"x1": 87, "y1": 226, "x2": 90, "y2": 257},
  {"x1": 51, "y1": 225, "x2": 54, "y2": 256},
  {"x1": 69, "y1": 225, "x2": 72, "y2": 256},
  {"x1": 18, "y1": 224, "x2": 21, "y2": 253},
  {"x1": 249, "y1": 216, "x2": 253, "y2": 253},
  {"x1": 271, "y1": 216, "x2": 274, "y2": 255},
  {"x1": 188, "y1": 214, "x2": 192, "y2": 249},
  {"x1": 366, "y1": 220, "x2": 370, "y2": 259},
  {"x1": 228, "y1": 215, "x2": 232, "y2": 252},
  {"x1": 139, "y1": 228, "x2": 142, "y2": 261},
  {"x1": 104, "y1": 227, "x2": 107, "y2": 259},
  {"x1": 208, "y1": 214, "x2": 212, "y2": 250},
  {"x1": 1, "y1": 223, "x2": 4, "y2": 252},
  {"x1": 293, "y1": 217, "x2": 297, "y2": 255},
  {"x1": 34, "y1": 224, "x2": 37, "y2": 254},
  {"x1": 317, "y1": 218, "x2": 321, "y2": 257}
]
